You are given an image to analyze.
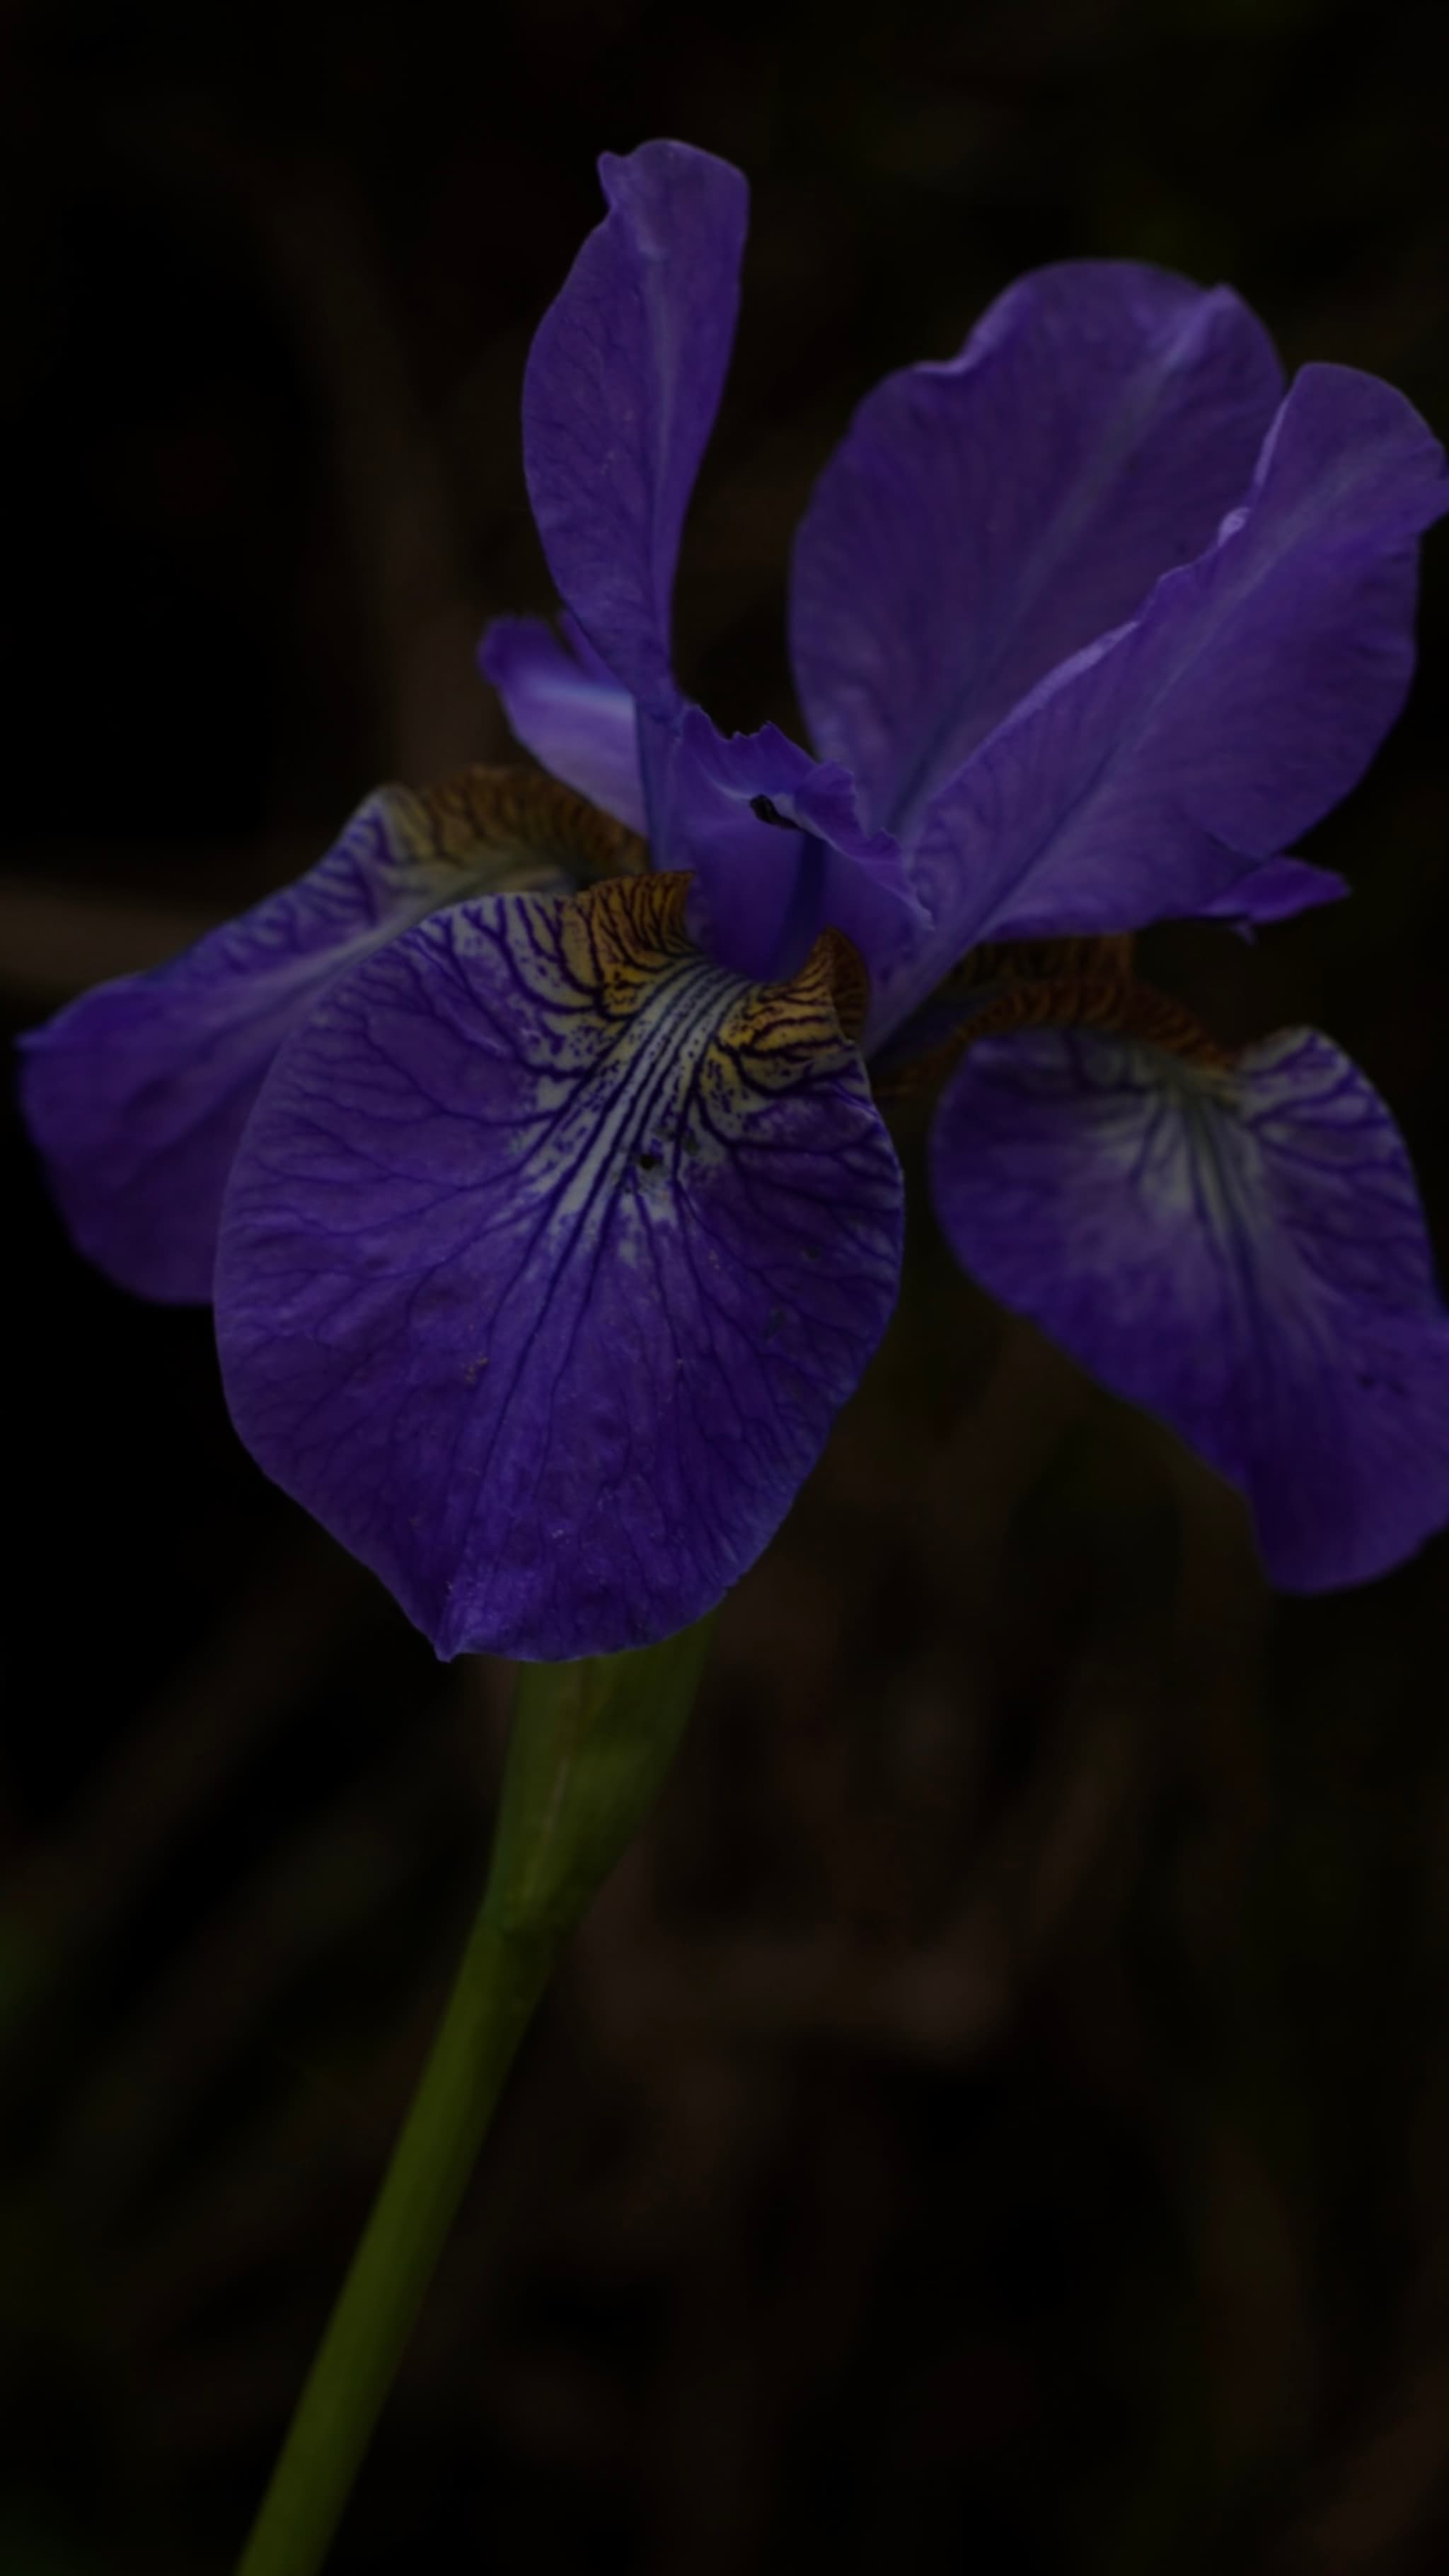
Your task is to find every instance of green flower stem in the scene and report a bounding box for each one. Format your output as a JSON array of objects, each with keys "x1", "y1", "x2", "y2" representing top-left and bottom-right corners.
[{"x1": 236, "y1": 1614, "x2": 717, "y2": 2576}]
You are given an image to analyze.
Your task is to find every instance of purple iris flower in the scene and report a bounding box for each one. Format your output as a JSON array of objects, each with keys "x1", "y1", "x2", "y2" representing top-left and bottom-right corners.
[{"x1": 21, "y1": 139, "x2": 1449, "y2": 1658}]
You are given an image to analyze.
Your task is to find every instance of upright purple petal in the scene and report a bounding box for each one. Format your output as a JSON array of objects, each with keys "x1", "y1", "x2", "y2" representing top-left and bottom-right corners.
[
  {"x1": 931, "y1": 1024, "x2": 1449, "y2": 1589},
  {"x1": 19, "y1": 771, "x2": 642, "y2": 1304},
  {"x1": 215, "y1": 874, "x2": 904, "y2": 1659},
  {"x1": 884, "y1": 364, "x2": 1448, "y2": 1037},
  {"x1": 792, "y1": 261, "x2": 1283, "y2": 837},
  {"x1": 479, "y1": 614, "x2": 647, "y2": 831},
  {"x1": 671, "y1": 709, "x2": 928, "y2": 995},
  {"x1": 523, "y1": 140, "x2": 749, "y2": 709}
]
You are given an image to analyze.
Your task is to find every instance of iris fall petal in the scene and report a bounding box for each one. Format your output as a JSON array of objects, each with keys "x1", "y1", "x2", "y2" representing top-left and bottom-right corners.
[
  {"x1": 215, "y1": 874, "x2": 904, "y2": 1658},
  {"x1": 19, "y1": 773, "x2": 640, "y2": 1303},
  {"x1": 931, "y1": 1023, "x2": 1449, "y2": 1588}
]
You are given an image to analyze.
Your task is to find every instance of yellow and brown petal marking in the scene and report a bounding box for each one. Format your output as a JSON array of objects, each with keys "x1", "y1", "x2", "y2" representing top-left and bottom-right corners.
[
  {"x1": 874, "y1": 931, "x2": 1231, "y2": 1102},
  {"x1": 377, "y1": 763, "x2": 649, "y2": 898},
  {"x1": 555, "y1": 871, "x2": 867, "y2": 1056}
]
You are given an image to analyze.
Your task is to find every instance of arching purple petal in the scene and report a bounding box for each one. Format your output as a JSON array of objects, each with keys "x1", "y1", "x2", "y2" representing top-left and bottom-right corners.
[
  {"x1": 792, "y1": 261, "x2": 1283, "y2": 838},
  {"x1": 886, "y1": 364, "x2": 1448, "y2": 1037},
  {"x1": 523, "y1": 140, "x2": 749, "y2": 710},
  {"x1": 479, "y1": 615, "x2": 647, "y2": 831},
  {"x1": 931, "y1": 1024, "x2": 1449, "y2": 1589},
  {"x1": 1198, "y1": 854, "x2": 1349, "y2": 934},
  {"x1": 214, "y1": 874, "x2": 904, "y2": 1660},
  {"x1": 19, "y1": 771, "x2": 640, "y2": 1305},
  {"x1": 671, "y1": 710, "x2": 928, "y2": 995}
]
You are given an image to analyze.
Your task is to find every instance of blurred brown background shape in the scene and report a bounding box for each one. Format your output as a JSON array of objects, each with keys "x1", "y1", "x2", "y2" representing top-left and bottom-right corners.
[{"x1": 3, "y1": 0, "x2": 1448, "y2": 2569}]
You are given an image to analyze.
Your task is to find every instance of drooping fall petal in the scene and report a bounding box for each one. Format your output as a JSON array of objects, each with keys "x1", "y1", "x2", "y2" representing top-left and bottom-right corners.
[
  {"x1": 932, "y1": 1022, "x2": 1449, "y2": 1588},
  {"x1": 22, "y1": 772, "x2": 637, "y2": 1302},
  {"x1": 216, "y1": 873, "x2": 904, "y2": 1657}
]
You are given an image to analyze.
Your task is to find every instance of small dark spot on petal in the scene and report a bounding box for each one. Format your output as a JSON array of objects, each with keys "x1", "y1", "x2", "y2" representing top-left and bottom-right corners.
[{"x1": 749, "y1": 793, "x2": 801, "y2": 831}]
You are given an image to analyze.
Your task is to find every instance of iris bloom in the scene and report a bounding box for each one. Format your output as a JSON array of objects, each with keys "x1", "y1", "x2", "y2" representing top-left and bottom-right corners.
[{"x1": 22, "y1": 140, "x2": 1449, "y2": 1656}]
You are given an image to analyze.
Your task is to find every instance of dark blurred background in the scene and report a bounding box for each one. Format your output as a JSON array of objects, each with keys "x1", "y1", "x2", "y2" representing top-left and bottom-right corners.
[{"x1": 4, "y1": 0, "x2": 1449, "y2": 2568}]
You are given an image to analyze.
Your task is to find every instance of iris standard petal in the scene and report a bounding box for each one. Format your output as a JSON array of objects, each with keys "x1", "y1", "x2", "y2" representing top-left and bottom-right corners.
[
  {"x1": 671, "y1": 709, "x2": 928, "y2": 993},
  {"x1": 887, "y1": 363, "x2": 1448, "y2": 1034},
  {"x1": 931, "y1": 1024, "x2": 1449, "y2": 1590},
  {"x1": 522, "y1": 139, "x2": 749, "y2": 710},
  {"x1": 214, "y1": 874, "x2": 904, "y2": 1660},
  {"x1": 19, "y1": 770, "x2": 642, "y2": 1304},
  {"x1": 791, "y1": 260, "x2": 1283, "y2": 838},
  {"x1": 478, "y1": 614, "x2": 647, "y2": 831}
]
